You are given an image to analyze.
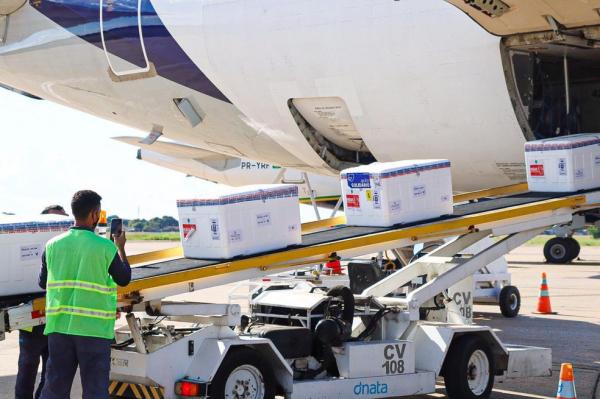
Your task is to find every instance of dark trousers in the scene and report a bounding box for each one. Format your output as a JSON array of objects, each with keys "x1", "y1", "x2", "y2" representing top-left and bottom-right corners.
[
  {"x1": 39, "y1": 333, "x2": 111, "y2": 399},
  {"x1": 15, "y1": 325, "x2": 49, "y2": 399}
]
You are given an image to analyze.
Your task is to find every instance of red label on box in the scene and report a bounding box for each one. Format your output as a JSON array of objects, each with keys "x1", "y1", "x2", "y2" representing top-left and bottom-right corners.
[
  {"x1": 530, "y1": 164, "x2": 545, "y2": 177},
  {"x1": 182, "y1": 223, "x2": 196, "y2": 239},
  {"x1": 346, "y1": 194, "x2": 360, "y2": 208}
]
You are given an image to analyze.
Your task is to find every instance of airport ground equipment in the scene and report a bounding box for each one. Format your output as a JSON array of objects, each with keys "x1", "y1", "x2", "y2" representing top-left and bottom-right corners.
[
  {"x1": 3, "y1": 185, "x2": 600, "y2": 398},
  {"x1": 262, "y1": 234, "x2": 519, "y2": 317}
]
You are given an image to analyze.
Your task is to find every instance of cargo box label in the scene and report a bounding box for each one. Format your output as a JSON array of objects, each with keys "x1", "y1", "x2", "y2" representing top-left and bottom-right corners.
[
  {"x1": 413, "y1": 185, "x2": 426, "y2": 198},
  {"x1": 20, "y1": 244, "x2": 43, "y2": 262},
  {"x1": 346, "y1": 173, "x2": 371, "y2": 189},
  {"x1": 182, "y1": 224, "x2": 197, "y2": 240},
  {"x1": 346, "y1": 194, "x2": 360, "y2": 208},
  {"x1": 558, "y1": 159, "x2": 567, "y2": 176},
  {"x1": 256, "y1": 212, "x2": 272, "y2": 227},
  {"x1": 595, "y1": 155, "x2": 600, "y2": 166},
  {"x1": 373, "y1": 175, "x2": 382, "y2": 188},
  {"x1": 530, "y1": 164, "x2": 545, "y2": 177},
  {"x1": 209, "y1": 218, "x2": 220, "y2": 240},
  {"x1": 575, "y1": 169, "x2": 584, "y2": 179},
  {"x1": 373, "y1": 190, "x2": 381, "y2": 209},
  {"x1": 390, "y1": 200, "x2": 401, "y2": 212},
  {"x1": 228, "y1": 229, "x2": 243, "y2": 243},
  {"x1": 366, "y1": 190, "x2": 373, "y2": 201}
]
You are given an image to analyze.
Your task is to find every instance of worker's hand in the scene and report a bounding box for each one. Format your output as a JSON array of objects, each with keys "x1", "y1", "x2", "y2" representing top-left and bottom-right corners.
[{"x1": 113, "y1": 230, "x2": 127, "y2": 250}]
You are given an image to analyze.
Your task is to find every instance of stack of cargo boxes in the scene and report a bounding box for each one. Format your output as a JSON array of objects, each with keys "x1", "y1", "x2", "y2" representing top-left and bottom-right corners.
[
  {"x1": 177, "y1": 185, "x2": 302, "y2": 259},
  {"x1": 525, "y1": 134, "x2": 600, "y2": 192},
  {"x1": 341, "y1": 160, "x2": 454, "y2": 227},
  {"x1": 0, "y1": 215, "x2": 73, "y2": 298}
]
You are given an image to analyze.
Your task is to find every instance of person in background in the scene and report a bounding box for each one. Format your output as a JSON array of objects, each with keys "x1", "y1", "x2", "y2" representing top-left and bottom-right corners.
[
  {"x1": 39, "y1": 190, "x2": 130, "y2": 399},
  {"x1": 40, "y1": 205, "x2": 68, "y2": 217},
  {"x1": 15, "y1": 205, "x2": 69, "y2": 399}
]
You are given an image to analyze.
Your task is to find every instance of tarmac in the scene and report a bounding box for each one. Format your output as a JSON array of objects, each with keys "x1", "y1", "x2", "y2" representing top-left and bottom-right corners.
[{"x1": 0, "y1": 242, "x2": 598, "y2": 399}]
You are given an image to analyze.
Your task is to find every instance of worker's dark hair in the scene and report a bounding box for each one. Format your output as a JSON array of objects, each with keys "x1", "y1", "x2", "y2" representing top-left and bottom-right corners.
[
  {"x1": 41, "y1": 205, "x2": 66, "y2": 215},
  {"x1": 71, "y1": 190, "x2": 102, "y2": 220}
]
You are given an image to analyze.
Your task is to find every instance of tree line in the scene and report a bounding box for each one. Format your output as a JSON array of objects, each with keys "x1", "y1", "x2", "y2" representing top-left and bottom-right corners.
[{"x1": 108, "y1": 215, "x2": 179, "y2": 232}]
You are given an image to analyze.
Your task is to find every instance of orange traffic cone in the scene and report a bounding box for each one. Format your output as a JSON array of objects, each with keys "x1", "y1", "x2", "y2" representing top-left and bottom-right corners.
[
  {"x1": 556, "y1": 363, "x2": 577, "y2": 399},
  {"x1": 535, "y1": 272, "x2": 556, "y2": 314}
]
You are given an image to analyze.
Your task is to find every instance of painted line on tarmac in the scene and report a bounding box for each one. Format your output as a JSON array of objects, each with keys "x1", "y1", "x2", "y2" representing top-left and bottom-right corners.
[
  {"x1": 435, "y1": 385, "x2": 554, "y2": 399},
  {"x1": 492, "y1": 388, "x2": 554, "y2": 399}
]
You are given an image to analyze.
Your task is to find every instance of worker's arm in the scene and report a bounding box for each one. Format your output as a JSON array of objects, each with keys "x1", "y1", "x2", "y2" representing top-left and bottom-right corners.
[
  {"x1": 38, "y1": 251, "x2": 47, "y2": 289},
  {"x1": 110, "y1": 230, "x2": 131, "y2": 287}
]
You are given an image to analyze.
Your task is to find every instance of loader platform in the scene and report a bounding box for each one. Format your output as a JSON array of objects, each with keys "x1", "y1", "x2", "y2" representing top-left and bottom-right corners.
[{"x1": 110, "y1": 184, "x2": 598, "y2": 305}]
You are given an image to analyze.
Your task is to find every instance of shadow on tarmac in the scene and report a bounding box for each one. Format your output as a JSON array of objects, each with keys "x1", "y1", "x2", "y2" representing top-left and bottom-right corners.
[
  {"x1": 0, "y1": 374, "x2": 16, "y2": 399},
  {"x1": 0, "y1": 313, "x2": 596, "y2": 399},
  {"x1": 474, "y1": 311, "x2": 600, "y2": 399},
  {"x1": 0, "y1": 372, "x2": 82, "y2": 399}
]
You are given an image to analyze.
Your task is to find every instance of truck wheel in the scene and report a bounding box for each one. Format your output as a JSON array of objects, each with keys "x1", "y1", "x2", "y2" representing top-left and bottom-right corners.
[
  {"x1": 543, "y1": 237, "x2": 577, "y2": 264},
  {"x1": 499, "y1": 285, "x2": 520, "y2": 318},
  {"x1": 210, "y1": 347, "x2": 275, "y2": 399},
  {"x1": 444, "y1": 335, "x2": 495, "y2": 399}
]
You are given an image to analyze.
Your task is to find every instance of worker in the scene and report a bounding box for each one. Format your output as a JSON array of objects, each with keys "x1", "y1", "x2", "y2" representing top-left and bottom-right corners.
[
  {"x1": 38, "y1": 190, "x2": 131, "y2": 399},
  {"x1": 15, "y1": 205, "x2": 68, "y2": 399},
  {"x1": 40, "y1": 205, "x2": 68, "y2": 217}
]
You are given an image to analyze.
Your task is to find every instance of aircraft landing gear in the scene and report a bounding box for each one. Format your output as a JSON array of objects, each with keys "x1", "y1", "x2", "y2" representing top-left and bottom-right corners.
[{"x1": 543, "y1": 237, "x2": 580, "y2": 264}]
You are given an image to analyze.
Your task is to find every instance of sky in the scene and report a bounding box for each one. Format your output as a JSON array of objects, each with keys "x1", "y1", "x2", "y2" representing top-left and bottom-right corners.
[
  {"x1": 0, "y1": 89, "x2": 323, "y2": 221},
  {"x1": 0, "y1": 89, "x2": 216, "y2": 219}
]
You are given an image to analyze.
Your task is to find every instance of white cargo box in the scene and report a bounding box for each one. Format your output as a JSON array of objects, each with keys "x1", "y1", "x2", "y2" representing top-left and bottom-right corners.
[
  {"x1": 0, "y1": 215, "x2": 73, "y2": 298},
  {"x1": 177, "y1": 185, "x2": 301, "y2": 259},
  {"x1": 341, "y1": 160, "x2": 453, "y2": 227},
  {"x1": 525, "y1": 134, "x2": 600, "y2": 192}
]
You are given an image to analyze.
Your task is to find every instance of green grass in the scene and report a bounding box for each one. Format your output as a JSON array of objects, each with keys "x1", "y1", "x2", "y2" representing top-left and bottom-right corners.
[
  {"x1": 125, "y1": 232, "x2": 600, "y2": 246},
  {"x1": 127, "y1": 232, "x2": 180, "y2": 241},
  {"x1": 524, "y1": 235, "x2": 600, "y2": 246}
]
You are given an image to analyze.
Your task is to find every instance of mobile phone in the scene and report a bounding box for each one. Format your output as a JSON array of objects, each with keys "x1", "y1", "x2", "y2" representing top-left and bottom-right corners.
[{"x1": 110, "y1": 218, "x2": 123, "y2": 241}]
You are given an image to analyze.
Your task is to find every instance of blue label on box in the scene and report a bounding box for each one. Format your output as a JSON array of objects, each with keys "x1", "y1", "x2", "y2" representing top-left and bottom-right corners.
[{"x1": 346, "y1": 173, "x2": 371, "y2": 189}]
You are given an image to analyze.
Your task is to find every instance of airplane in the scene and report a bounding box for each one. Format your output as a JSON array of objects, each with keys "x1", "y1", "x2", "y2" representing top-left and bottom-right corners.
[
  {"x1": 114, "y1": 136, "x2": 343, "y2": 208},
  {"x1": 0, "y1": 0, "x2": 599, "y2": 261}
]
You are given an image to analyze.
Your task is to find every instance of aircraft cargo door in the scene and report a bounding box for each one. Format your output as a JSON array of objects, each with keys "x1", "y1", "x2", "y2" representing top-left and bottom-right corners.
[
  {"x1": 444, "y1": 0, "x2": 600, "y2": 36},
  {"x1": 100, "y1": 0, "x2": 150, "y2": 77}
]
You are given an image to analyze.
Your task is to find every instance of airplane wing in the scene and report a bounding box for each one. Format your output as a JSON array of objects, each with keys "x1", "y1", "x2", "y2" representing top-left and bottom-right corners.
[
  {"x1": 446, "y1": 0, "x2": 600, "y2": 36},
  {"x1": 113, "y1": 137, "x2": 342, "y2": 200},
  {"x1": 113, "y1": 136, "x2": 240, "y2": 171}
]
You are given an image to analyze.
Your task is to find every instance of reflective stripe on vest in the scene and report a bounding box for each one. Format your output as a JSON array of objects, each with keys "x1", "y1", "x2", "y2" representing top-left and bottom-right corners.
[
  {"x1": 46, "y1": 306, "x2": 115, "y2": 320},
  {"x1": 47, "y1": 280, "x2": 117, "y2": 295}
]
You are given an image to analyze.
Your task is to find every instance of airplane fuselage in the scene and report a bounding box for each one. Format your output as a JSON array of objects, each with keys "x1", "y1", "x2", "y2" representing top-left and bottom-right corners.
[{"x1": 0, "y1": 0, "x2": 532, "y2": 191}]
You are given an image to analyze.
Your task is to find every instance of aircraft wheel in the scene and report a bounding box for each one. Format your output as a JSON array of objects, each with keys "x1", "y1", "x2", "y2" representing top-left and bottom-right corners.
[
  {"x1": 544, "y1": 237, "x2": 578, "y2": 264},
  {"x1": 498, "y1": 285, "x2": 520, "y2": 318},
  {"x1": 568, "y1": 237, "x2": 581, "y2": 260}
]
